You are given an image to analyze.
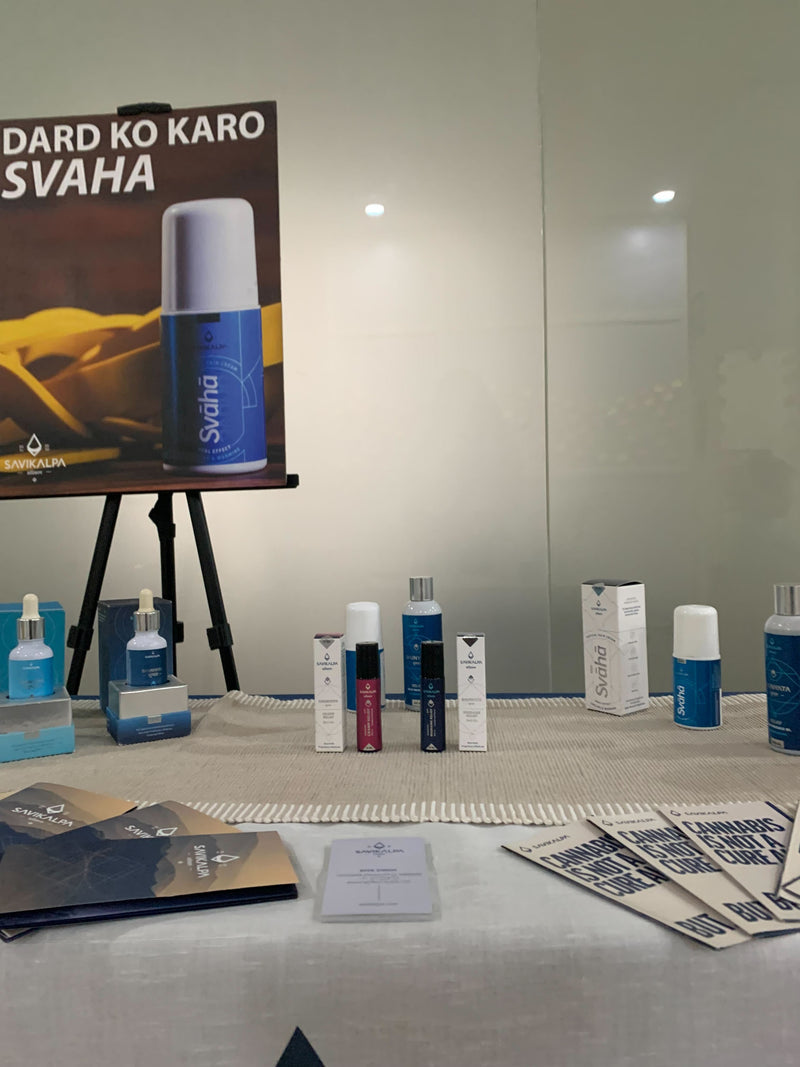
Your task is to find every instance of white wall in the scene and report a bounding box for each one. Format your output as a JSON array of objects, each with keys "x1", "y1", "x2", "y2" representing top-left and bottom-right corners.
[
  {"x1": 0, "y1": 0, "x2": 548, "y2": 695},
  {"x1": 540, "y1": 0, "x2": 800, "y2": 692}
]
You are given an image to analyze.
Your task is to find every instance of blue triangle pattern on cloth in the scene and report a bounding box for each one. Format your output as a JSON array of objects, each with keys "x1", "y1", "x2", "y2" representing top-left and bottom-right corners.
[{"x1": 274, "y1": 1027, "x2": 327, "y2": 1067}]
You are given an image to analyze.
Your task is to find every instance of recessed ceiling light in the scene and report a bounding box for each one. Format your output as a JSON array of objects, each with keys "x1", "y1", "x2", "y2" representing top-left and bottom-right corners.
[
  {"x1": 365, "y1": 203, "x2": 385, "y2": 217},
  {"x1": 652, "y1": 189, "x2": 675, "y2": 204}
]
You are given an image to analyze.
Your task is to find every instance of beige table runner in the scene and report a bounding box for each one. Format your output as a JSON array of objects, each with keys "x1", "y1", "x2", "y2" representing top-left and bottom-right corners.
[{"x1": 0, "y1": 692, "x2": 793, "y2": 824}]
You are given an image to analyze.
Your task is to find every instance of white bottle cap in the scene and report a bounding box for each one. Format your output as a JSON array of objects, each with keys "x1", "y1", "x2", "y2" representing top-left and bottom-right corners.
[
  {"x1": 673, "y1": 604, "x2": 719, "y2": 660},
  {"x1": 345, "y1": 602, "x2": 383, "y2": 650},
  {"x1": 21, "y1": 593, "x2": 40, "y2": 620},
  {"x1": 134, "y1": 588, "x2": 160, "y2": 633},
  {"x1": 162, "y1": 198, "x2": 259, "y2": 314},
  {"x1": 17, "y1": 593, "x2": 45, "y2": 640}
]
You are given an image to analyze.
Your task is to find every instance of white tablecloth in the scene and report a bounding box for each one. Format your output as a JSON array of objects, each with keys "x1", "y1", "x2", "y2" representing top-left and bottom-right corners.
[{"x1": 1, "y1": 822, "x2": 797, "y2": 1067}]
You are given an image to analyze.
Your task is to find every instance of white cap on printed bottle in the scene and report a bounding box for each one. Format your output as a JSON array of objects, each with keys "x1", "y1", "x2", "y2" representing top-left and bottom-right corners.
[
  {"x1": 162, "y1": 198, "x2": 259, "y2": 314},
  {"x1": 673, "y1": 604, "x2": 720, "y2": 660}
]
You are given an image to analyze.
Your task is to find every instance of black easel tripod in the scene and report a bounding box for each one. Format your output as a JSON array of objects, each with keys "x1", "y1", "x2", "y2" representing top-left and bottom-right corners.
[{"x1": 66, "y1": 490, "x2": 238, "y2": 695}]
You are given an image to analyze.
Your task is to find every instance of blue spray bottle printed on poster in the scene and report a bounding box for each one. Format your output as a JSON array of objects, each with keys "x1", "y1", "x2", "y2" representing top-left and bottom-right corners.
[
  {"x1": 161, "y1": 309, "x2": 266, "y2": 471},
  {"x1": 161, "y1": 198, "x2": 267, "y2": 474}
]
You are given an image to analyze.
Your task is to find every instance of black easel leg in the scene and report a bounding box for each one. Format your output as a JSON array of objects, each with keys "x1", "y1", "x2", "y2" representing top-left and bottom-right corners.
[
  {"x1": 185, "y1": 490, "x2": 240, "y2": 692},
  {"x1": 148, "y1": 491, "x2": 185, "y2": 672},
  {"x1": 66, "y1": 493, "x2": 122, "y2": 695}
]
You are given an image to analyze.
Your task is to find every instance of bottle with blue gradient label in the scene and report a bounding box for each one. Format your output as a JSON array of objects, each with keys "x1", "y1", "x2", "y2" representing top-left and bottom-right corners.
[
  {"x1": 765, "y1": 583, "x2": 800, "y2": 754},
  {"x1": 7, "y1": 594, "x2": 54, "y2": 700},
  {"x1": 403, "y1": 577, "x2": 443, "y2": 709},
  {"x1": 125, "y1": 589, "x2": 168, "y2": 689},
  {"x1": 8, "y1": 656, "x2": 54, "y2": 699}
]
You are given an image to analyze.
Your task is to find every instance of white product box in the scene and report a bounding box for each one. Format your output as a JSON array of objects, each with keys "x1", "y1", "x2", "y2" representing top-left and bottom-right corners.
[
  {"x1": 581, "y1": 580, "x2": 649, "y2": 715},
  {"x1": 457, "y1": 632, "x2": 487, "y2": 751},
  {"x1": 314, "y1": 633, "x2": 346, "y2": 752}
]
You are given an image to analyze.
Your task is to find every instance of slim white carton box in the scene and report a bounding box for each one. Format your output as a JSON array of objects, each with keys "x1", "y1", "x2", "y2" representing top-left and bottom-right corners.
[
  {"x1": 581, "y1": 580, "x2": 649, "y2": 715},
  {"x1": 314, "y1": 633, "x2": 346, "y2": 751},
  {"x1": 457, "y1": 632, "x2": 487, "y2": 750}
]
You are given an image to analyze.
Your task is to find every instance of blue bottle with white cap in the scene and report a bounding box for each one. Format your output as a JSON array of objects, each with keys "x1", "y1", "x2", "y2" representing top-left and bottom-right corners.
[
  {"x1": 765, "y1": 582, "x2": 800, "y2": 754},
  {"x1": 673, "y1": 604, "x2": 721, "y2": 729},
  {"x1": 402, "y1": 576, "x2": 443, "y2": 710},
  {"x1": 161, "y1": 198, "x2": 267, "y2": 473}
]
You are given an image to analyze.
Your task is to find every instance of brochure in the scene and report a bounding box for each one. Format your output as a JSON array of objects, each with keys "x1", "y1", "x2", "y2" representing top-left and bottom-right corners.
[
  {"x1": 0, "y1": 799, "x2": 240, "y2": 940},
  {"x1": 0, "y1": 781, "x2": 134, "y2": 857},
  {"x1": 660, "y1": 802, "x2": 800, "y2": 924},
  {"x1": 588, "y1": 809, "x2": 798, "y2": 936},
  {"x1": 778, "y1": 801, "x2": 800, "y2": 900},
  {"x1": 65, "y1": 799, "x2": 242, "y2": 842},
  {"x1": 505, "y1": 820, "x2": 749, "y2": 948},
  {"x1": 0, "y1": 829, "x2": 298, "y2": 931}
]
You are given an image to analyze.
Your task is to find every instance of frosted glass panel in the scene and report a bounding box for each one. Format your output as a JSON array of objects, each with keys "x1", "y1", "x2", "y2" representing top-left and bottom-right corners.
[{"x1": 541, "y1": 0, "x2": 800, "y2": 692}]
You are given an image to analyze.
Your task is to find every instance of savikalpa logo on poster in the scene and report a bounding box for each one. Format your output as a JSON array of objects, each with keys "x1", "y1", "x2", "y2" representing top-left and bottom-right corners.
[{"x1": 0, "y1": 101, "x2": 285, "y2": 499}]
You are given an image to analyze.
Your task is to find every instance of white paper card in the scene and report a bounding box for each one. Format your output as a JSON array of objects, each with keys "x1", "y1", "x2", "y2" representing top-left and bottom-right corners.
[
  {"x1": 775, "y1": 800, "x2": 800, "y2": 899},
  {"x1": 660, "y1": 802, "x2": 800, "y2": 923},
  {"x1": 505, "y1": 820, "x2": 749, "y2": 948},
  {"x1": 321, "y1": 837, "x2": 433, "y2": 917},
  {"x1": 588, "y1": 809, "x2": 797, "y2": 936}
]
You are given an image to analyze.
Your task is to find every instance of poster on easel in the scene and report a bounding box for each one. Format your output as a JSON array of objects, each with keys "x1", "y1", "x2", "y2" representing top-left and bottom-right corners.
[{"x1": 0, "y1": 101, "x2": 285, "y2": 499}]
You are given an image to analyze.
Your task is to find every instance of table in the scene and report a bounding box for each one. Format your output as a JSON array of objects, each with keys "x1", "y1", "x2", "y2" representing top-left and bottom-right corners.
[
  {"x1": 2, "y1": 821, "x2": 798, "y2": 1067},
  {"x1": 1, "y1": 693, "x2": 790, "y2": 820}
]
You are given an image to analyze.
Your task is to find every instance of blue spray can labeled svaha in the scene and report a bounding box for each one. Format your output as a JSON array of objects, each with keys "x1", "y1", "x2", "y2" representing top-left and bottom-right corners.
[
  {"x1": 161, "y1": 198, "x2": 267, "y2": 474},
  {"x1": 673, "y1": 605, "x2": 721, "y2": 730}
]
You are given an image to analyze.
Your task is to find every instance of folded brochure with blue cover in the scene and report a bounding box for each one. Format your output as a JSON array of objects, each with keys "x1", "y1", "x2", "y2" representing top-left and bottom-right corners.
[{"x1": 0, "y1": 782, "x2": 298, "y2": 935}]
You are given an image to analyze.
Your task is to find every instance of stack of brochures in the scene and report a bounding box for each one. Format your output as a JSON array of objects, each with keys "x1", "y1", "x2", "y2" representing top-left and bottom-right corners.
[
  {"x1": 506, "y1": 801, "x2": 800, "y2": 948},
  {"x1": 0, "y1": 782, "x2": 298, "y2": 941}
]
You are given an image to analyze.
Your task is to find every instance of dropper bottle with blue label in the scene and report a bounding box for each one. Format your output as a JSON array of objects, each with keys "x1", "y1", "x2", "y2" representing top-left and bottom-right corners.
[
  {"x1": 8, "y1": 594, "x2": 54, "y2": 699},
  {"x1": 126, "y1": 589, "x2": 168, "y2": 688}
]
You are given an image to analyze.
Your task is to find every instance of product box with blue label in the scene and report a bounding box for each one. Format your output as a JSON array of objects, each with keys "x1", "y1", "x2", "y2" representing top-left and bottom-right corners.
[
  {"x1": 0, "y1": 601, "x2": 73, "y2": 762},
  {"x1": 98, "y1": 597, "x2": 173, "y2": 710},
  {"x1": 105, "y1": 676, "x2": 190, "y2": 745}
]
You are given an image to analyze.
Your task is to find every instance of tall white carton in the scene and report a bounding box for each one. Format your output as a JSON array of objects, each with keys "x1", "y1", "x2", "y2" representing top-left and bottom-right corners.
[
  {"x1": 581, "y1": 580, "x2": 649, "y2": 715},
  {"x1": 314, "y1": 633, "x2": 346, "y2": 751},
  {"x1": 457, "y1": 632, "x2": 487, "y2": 750}
]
